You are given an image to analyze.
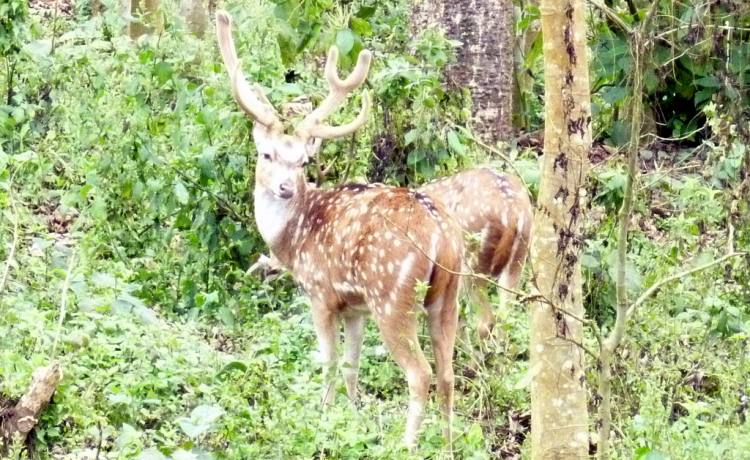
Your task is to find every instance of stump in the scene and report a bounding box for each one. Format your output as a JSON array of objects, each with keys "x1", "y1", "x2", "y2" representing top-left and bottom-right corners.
[{"x1": 1, "y1": 362, "x2": 62, "y2": 450}]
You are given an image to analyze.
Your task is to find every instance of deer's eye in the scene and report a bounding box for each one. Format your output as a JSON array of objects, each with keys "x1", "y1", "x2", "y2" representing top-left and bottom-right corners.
[{"x1": 262, "y1": 152, "x2": 272, "y2": 161}]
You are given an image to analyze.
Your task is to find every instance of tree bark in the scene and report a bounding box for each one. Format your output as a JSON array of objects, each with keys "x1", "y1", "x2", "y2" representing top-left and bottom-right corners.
[
  {"x1": 411, "y1": 0, "x2": 514, "y2": 143},
  {"x1": 126, "y1": 0, "x2": 163, "y2": 39},
  {"x1": 180, "y1": 0, "x2": 208, "y2": 38},
  {"x1": 528, "y1": 0, "x2": 591, "y2": 457},
  {"x1": 1, "y1": 363, "x2": 62, "y2": 448}
]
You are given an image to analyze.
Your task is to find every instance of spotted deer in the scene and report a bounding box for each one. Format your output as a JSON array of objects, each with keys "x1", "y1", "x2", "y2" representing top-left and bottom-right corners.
[
  {"x1": 419, "y1": 168, "x2": 533, "y2": 339},
  {"x1": 216, "y1": 11, "x2": 464, "y2": 448},
  {"x1": 255, "y1": 168, "x2": 533, "y2": 340}
]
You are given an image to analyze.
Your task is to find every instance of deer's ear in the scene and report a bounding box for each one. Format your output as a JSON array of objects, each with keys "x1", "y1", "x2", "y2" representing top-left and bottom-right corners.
[
  {"x1": 252, "y1": 124, "x2": 277, "y2": 156},
  {"x1": 305, "y1": 137, "x2": 323, "y2": 159},
  {"x1": 252, "y1": 123, "x2": 271, "y2": 141}
]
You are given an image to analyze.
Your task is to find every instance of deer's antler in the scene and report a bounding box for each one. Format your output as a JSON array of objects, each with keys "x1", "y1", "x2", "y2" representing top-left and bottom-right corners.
[
  {"x1": 215, "y1": 11, "x2": 283, "y2": 131},
  {"x1": 296, "y1": 46, "x2": 372, "y2": 140}
]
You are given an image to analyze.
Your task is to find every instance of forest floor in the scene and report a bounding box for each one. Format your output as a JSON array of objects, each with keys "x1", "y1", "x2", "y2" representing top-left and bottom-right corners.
[{"x1": 2, "y1": 1, "x2": 749, "y2": 459}]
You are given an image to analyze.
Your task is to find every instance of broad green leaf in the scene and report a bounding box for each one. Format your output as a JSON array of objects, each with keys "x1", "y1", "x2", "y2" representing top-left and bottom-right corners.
[
  {"x1": 91, "y1": 272, "x2": 118, "y2": 289},
  {"x1": 136, "y1": 448, "x2": 168, "y2": 460},
  {"x1": 580, "y1": 254, "x2": 599, "y2": 269},
  {"x1": 116, "y1": 423, "x2": 141, "y2": 450},
  {"x1": 218, "y1": 306, "x2": 235, "y2": 327},
  {"x1": 610, "y1": 120, "x2": 631, "y2": 147},
  {"x1": 350, "y1": 17, "x2": 372, "y2": 36},
  {"x1": 695, "y1": 76, "x2": 721, "y2": 88},
  {"x1": 643, "y1": 69, "x2": 659, "y2": 93},
  {"x1": 407, "y1": 150, "x2": 425, "y2": 166},
  {"x1": 153, "y1": 61, "x2": 173, "y2": 85},
  {"x1": 600, "y1": 86, "x2": 628, "y2": 105},
  {"x1": 524, "y1": 33, "x2": 543, "y2": 69},
  {"x1": 217, "y1": 361, "x2": 247, "y2": 379},
  {"x1": 694, "y1": 88, "x2": 713, "y2": 105},
  {"x1": 404, "y1": 129, "x2": 420, "y2": 146},
  {"x1": 177, "y1": 404, "x2": 225, "y2": 439},
  {"x1": 355, "y1": 5, "x2": 376, "y2": 19},
  {"x1": 446, "y1": 130, "x2": 466, "y2": 155},
  {"x1": 174, "y1": 181, "x2": 190, "y2": 205},
  {"x1": 335, "y1": 29, "x2": 355, "y2": 55}
]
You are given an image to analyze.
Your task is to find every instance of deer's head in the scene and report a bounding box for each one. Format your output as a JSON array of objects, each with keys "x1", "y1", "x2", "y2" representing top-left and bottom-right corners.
[{"x1": 215, "y1": 11, "x2": 371, "y2": 202}]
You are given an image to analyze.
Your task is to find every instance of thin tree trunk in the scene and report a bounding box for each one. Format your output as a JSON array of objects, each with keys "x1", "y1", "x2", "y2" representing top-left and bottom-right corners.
[
  {"x1": 595, "y1": 4, "x2": 659, "y2": 456},
  {"x1": 529, "y1": 0, "x2": 591, "y2": 457},
  {"x1": 513, "y1": 0, "x2": 541, "y2": 130},
  {"x1": 411, "y1": 0, "x2": 514, "y2": 143},
  {"x1": 127, "y1": 0, "x2": 163, "y2": 39},
  {"x1": 180, "y1": 0, "x2": 208, "y2": 38}
]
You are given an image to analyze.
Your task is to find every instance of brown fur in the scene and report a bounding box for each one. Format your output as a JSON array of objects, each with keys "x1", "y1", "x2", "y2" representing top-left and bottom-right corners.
[{"x1": 419, "y1": 167, "x2": 533, "y2": 337}]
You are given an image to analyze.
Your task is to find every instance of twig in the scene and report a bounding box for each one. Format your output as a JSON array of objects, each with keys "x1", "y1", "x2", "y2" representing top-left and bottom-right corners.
[
  {"x1": 377, "y1": 208, "x2": 531, "y2": 298},
  {"x1": 50, "y1": 0, "x2": 62, "y2": 55},
  {"x1": 588, "y1": 0, "x2": 633, "y2": 34},
  {"x1": 51, "y1": 252, "x2": 77, "y2": 357},
  {"x1": 95, "y1": 421, "x2": 103, "y2": 460},
  {"x1": 447, "y1": 122, "x2": 527, "y2": 183},
  {"x1": 0, "y1": 194, "x2": 19, "y2": 295},
  {"x1": 169, "y1": 165, "x2": 247, "y2": 224},
  {"x1": 625, "y1": 252, "x2": 746, "y2": 319},
  {"x1": 556, "y1": 333, "x2": 599, "y2": 360}
]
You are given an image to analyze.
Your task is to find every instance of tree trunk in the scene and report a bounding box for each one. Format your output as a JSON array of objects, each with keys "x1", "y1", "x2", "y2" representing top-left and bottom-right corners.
[
  {"x1": 411, "y1": 0, "x2": 514, "y2": 143},
  {"x1": 126, "y1": 0, "x2": 163, "y2": 39},
  {"x1": 180, "y1": 0, "x2": 208, "y2": 38},
  {"x1": 529, "y1": 0, "x2": 591, "y2": 457},
  {"x1": 513, "y1": 0, "x2": 541, "y2": 130}
]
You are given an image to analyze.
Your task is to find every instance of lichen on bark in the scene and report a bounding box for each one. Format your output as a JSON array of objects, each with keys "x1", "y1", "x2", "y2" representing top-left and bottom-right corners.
[
  {"x1": 411, "y1": 0, "x2": 515, "y2": 143},
  {"x1": 529, "y1": 0, "x2": 591, "y2": 457}
]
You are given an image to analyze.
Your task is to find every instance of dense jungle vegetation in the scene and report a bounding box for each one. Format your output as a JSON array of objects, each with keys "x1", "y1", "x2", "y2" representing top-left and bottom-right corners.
[{"x1": 1, "y1": 0, "x2": 749, "y2": 458}]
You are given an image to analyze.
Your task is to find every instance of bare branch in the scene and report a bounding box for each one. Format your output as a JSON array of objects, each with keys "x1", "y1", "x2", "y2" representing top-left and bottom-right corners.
[
  {"x1": 626, "y1": 252, "x2": 747, "y2": 319},
  {"x1": 588, "y1": 0, "x2": 632, "y2": 34},
  {"x1": 0, "y1": 192, "x2": 19, "y2": 295},
  {"x1": 52, "y1": 253, "x2": 77, "y2": 357}
]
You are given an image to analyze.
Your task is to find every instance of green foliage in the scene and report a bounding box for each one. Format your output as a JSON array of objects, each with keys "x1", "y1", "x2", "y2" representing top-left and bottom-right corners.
[
  {"x1": 0, "y1": 0, "x2": 28, "y2": 56},
  {"x1": 589, "y1": 0, "x2": 750, "y2": 145},
  {"x1": 1, "y1": 0, "x2": 749, "y2": 459},
  {"x1": 369, "y1": 27, "x2": 474, "y2": 184}
]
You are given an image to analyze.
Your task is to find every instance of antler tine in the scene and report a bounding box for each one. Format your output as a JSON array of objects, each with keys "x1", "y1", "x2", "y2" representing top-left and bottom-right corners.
[
  {"x1": 297, "y1": 47, "x2": 372, "y2": 140},
  {"x1": 215, "y1": 11, "x2": 282, "y2": 130},
  {"x1": 325, "y1": 46, "x2": 372, "y2": 91}
]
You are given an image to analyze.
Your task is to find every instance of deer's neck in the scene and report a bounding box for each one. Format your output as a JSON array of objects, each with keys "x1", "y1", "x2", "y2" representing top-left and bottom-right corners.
[{"x1": 253, "y1": 187, "x2": 316, "y2": 269}]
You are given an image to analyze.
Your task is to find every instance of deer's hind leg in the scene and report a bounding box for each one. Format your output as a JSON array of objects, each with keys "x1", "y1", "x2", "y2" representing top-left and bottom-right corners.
[
  {"x1": 425, "y1": 271, "x2": 460, "y2": 445},
  {"x1": 372, "y1": 302, "x2": 432, "y2": 449},
  {"x1": 342, "y1": 311, "x2": 366, "y2": 403},
  {"x1": 468, "y1": 276, "x2": 494, "y2": 340}
]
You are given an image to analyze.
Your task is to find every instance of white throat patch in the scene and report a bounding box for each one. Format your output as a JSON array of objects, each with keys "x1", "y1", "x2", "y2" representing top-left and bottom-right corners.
[{"x1": 254, "y1": 189, "x2": 293, "y2": 245}]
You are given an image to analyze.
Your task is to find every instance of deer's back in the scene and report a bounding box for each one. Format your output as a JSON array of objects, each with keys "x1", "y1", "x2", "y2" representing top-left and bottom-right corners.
[
  {"x1": 420, "y1": 168, "x2": 532, "y2": 279},
  {"x1": 289, "y1": 184, "x2": 464, "y2": 314}
]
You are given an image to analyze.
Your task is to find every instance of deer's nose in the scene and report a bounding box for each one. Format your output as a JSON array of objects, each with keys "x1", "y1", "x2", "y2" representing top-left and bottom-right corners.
[{"x1": 277, "y1": 181, "x2": 294, "y2": 199}]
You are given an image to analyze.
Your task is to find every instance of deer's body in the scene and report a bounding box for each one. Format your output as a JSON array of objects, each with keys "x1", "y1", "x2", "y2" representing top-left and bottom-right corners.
[
  {"x1": 420, "y1": 167, "x2": 533, "y2": 338},
  {"x1": 259, "y1": 167, "x2": 534, "y2": 339},
  {"x1": 259, "y1": 181, "x2": 464, "y2": 444},
  {"x1": 216, "y1": 11, "x2": 463, "y2": 447}
]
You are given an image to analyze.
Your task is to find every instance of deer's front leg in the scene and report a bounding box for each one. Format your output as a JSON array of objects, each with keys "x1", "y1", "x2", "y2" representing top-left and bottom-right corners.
[
  {"x1": 311, "y1": 303, "x2": 338, "y2": 406},
  {"x1": 342, "y1": 312, "x2": 365, "y2": 404}
]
